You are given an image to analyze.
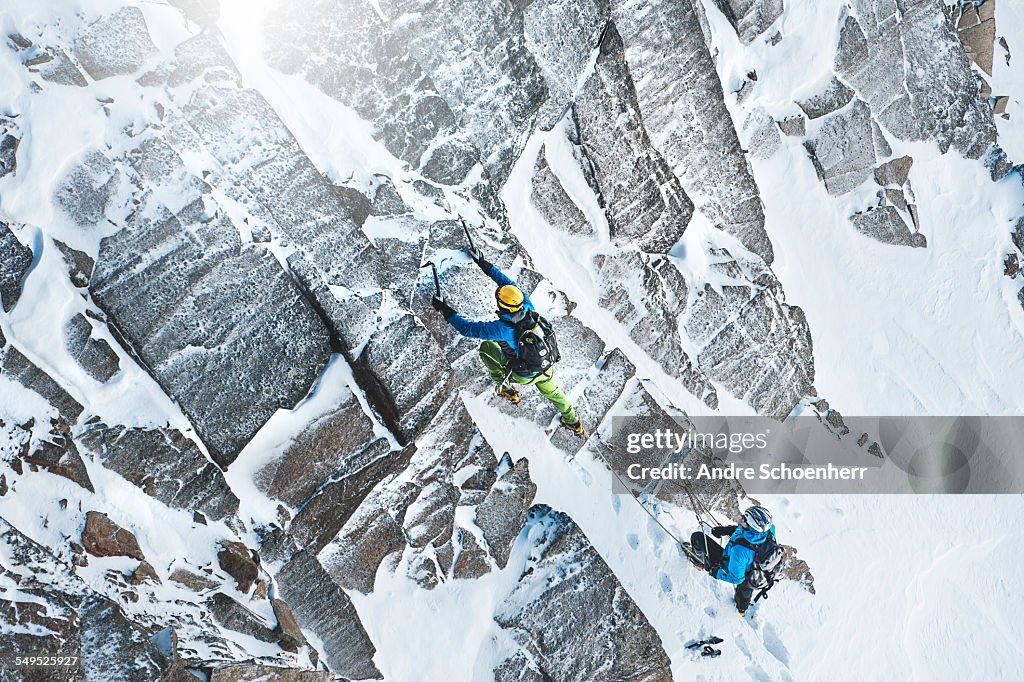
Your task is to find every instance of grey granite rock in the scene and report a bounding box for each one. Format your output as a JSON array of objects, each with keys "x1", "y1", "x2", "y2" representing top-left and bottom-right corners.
[
  {"x1": 0, "y1": 127, "x2": 18, "y2": 177},
  {"x1": 90, "y1": 189, "x2": 332, "y2": 466},
  {"x1": 181, "y1": 86, "x2": 385, "y2": 290},
  {"x1": 0, "y1": 346, "x2": 84, "y2": 423},
  {"x1": 684, "y1": 261, "x2": 814, "y2": 418},
  {"x1": 712, "y1": 0, "x2": 785, "y2": 45},
  {"x1": 743, "y1": 106, "x2": 783, "y2": 159},
  {"x1": 74, "y1": 7, "x2": 157, "y2": 80},
  {"x1": 355, "y1": 314, "x2": 454, "y2": 444},
  {"x1": 209, "y1": 667, "x2": 330, "y2": 682},
  {"x1": 804, "y1": 98, "x2": 878, "y2": 195},
  {"x1": 319, "y1": 493, "x2": 405, "y2": 594},
  {"x1": 778, "y1": 115, "x2": 806, "y2": 136},
  {"x1": 64, "y1": 313, "x2": 120, "y2": 383},
  {"x1": 849, "y1": 205, "x2": 920, "y2": 247},
  {"x1": 530, "y1": 144, "x2": 593, "y2": 236},
  {"x1": 206, "y1": 593, "x2": 278, "y2": 644},
  {"x1": 452, "y1": 527, "x2": 492, "y2": 580},
  {"x1": 290, "y1": 442, "x2": 413, "y2": 554},
  {"x1": 78, "y1": 424, "x2": 239, "y2": 521},
  {"x1": 833, "y1": 0, "x2": 996, "y2": 160},
  {"x1": 23, "y1": 46, "x2": 88, "y2": 86},
  {"x1": 374, "y1": 0, "x2": 548, "y2": 186},
  {"x1": 275, "y1": 550, "x2": 381, "y2": 679},
  {"x1": 572, "y1": 23, "x2": 692, "y2": 253},
  {"x1": 796, "y1": 74, "x2": 855, "y2": 119},
  {"x1": 0, "y1": 222, "x2": 32, "y2": 312},
  {"x1": 874, "y1": 155, "x2": 913, "y2": 186},
  {"x1": 21, "y1": 419, "x2": 94, "y2": 493},
  {"x1": 55, "y1": 240, "x2": 94, "y2": 288},
  {"x1": 53, "y1": 150, "x2": 121, "y2": 226},
  {"x1": 264, "y1": 0, "x2": 477, "y2": 178},
  {"x1": 475, "y1": 457, "x2": 537, "y2": 568},
  {"x1": 594, "y1": 251, "x2": 716, "y2": 405},
  {"x1": 494, "y1": 505, "x2": 672, "y2": 682},
  {"x1": 613, "y1": 0, "x2": 773, "y2": 262},
  {"x1": 550, "y1": 348, "x2": 636, "y2": 454},
  {"x1": 254, "y1": 388, "x2": 376, "y2": 508}
]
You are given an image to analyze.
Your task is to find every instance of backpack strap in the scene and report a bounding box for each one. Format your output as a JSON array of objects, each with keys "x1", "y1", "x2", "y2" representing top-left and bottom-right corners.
[{"x1": 732, "y1": 538, "x2": 755, "y2": 551}]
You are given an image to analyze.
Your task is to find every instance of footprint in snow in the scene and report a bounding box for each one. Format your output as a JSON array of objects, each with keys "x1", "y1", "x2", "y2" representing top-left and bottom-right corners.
[
  {"x1": 626, "y1": 533, "x2": 639, "y2": 550},
  {"x1": 659, "y1": 572, "x2": 672, "y2": 593}
]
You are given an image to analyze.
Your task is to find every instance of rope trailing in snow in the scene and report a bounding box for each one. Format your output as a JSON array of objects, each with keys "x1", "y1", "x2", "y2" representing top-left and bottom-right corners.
[
  {"x1": 579, "y1": 428, "x2": 726, "y2": 568},
  {"x1": 585, "y1": 433, "x2": 693, "y2": 547}
]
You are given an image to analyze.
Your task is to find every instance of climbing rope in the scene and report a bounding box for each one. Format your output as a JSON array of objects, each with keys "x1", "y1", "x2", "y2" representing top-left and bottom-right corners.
[{"x1": 583, "y1": 431, "x2": 720, "y2": 551}]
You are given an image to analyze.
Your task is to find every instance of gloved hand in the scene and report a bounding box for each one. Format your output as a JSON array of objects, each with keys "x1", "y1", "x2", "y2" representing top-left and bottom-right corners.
[
  {"x1": 706, "y1": 559, "x2": 719, "y2": 577},
  {"x1": 711, "y1": 525, "x2": 736, "y2": 538},
  {"x1": 431, "y1": 296, "x2": 456, "y2": 320},
  {"x1": 466, "y1": 246, "x2": 492, "y2": 272}
]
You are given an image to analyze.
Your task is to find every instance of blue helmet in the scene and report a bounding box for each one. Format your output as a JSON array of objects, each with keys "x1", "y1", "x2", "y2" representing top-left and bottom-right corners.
[{"x1": 742, "y1": 505, "x2": 772, "y2": 532}]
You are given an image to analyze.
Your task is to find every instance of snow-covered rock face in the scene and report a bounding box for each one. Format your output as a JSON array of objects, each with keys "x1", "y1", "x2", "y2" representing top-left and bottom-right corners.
[
  {"x1": 1, "y1": 0, "x2": 1021, "y2": 679},
  {"x1": 494, "y1": 505, "x2": 672, "y2": 681}
]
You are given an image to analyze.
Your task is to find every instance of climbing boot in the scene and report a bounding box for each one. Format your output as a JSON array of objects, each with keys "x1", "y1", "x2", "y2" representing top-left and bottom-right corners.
[
  {"x1": 496, "y1": 385, "x2": 521, "y2": 404},
  {"x1": 560, "y1": 416, "x2": 585, "y2": 436}
]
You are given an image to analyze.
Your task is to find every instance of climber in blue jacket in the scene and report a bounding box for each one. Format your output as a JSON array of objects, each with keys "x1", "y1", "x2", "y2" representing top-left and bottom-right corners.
[
  {"x1": 689, "y1": 505, "x2": 777, "y2": 616},
  {"x1": 430, "y1": 248, "x2": 583, "y2": 434}
]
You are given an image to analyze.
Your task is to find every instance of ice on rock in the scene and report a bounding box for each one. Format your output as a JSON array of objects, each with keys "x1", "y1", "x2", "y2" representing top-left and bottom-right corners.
[
  {"x1": 572, "y1": 23, "x2": 692, "y2": 254},
  {"x1": 796, "y1": 74, "x2": 856, "y2": 120},
  {"x1": 53, "y1": 150, "x2": 122, "y2": 227},
  {"x1": 804, "y1": 99, "x2": 880, "y2": 196},
  {"x1": 743, "y1": 106, "x2": 783, "y2": 160},
  {"x1": 530, "y1": 144, "x2": 594, "y2": 236},
  {"x1": 264, "y1": 0, "x2": 479, "y2": 178},
  {"x1": 74, "y1": 7, "x2": 157, "y2": 80},
  {"x1": 474, "y1": 457, "x2": 538, "y2": 568},
  {"x1": 64, "y1": 313, "x2": 120, "y2": 383},
  {"x1": 354, "y1": 314, "x2": 454, "y2": 443}
]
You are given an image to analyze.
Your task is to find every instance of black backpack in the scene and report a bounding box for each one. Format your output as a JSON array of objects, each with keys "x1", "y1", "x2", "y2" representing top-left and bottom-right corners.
[
  {"x1": 734, "y1": 531, "x2": 784, "y2": 594},
  {"x1": 505, "y1": 311, "x2": 560, "y2": 375}
]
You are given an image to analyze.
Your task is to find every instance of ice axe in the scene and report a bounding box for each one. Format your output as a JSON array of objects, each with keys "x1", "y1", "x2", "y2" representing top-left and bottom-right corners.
[
  {"x1": 461, "y1": 218, "x2": 482, "y2": 262},
  {"x1": 421, "y1": 261, "x2": 443, "y2": 301}
]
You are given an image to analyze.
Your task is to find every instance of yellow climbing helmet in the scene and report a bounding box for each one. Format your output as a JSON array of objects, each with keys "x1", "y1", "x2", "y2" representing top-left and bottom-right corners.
[{"x1": 495, "y1": 285, "x2": 525, "y2": 313}]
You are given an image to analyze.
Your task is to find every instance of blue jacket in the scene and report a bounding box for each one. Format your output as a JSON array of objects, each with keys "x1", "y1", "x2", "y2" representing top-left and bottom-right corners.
[
  {"x1": 714, "y1": 524, "x2": 776, "y2": 585},
  {"x1": 446, "y1": 264, "x2": 534, "y2": 357}
]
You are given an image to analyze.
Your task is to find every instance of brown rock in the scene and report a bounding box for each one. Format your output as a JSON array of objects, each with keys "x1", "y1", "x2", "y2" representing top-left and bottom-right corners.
[
  {"x1": 873, "y1": 155, "x2": 913, "y2": 187},
  {"x1": 129, "y1": 560, "x2": 161, "y2": 585},
  {"x1": 169, "y1": 567, "x2": 218, "y2": 593},
  {"x1": 252, "y1": 579, "x2": 268, "y2": 600},
  {"x1": 82, "y1": 511, "x2": 145, "y2": 561},
  {"x1": 217, "y1": 541, "x2": 259, "y2": 593},
  {"x1": 272, "y1": 598, "x2": 307, "y2": 652},
  {"x1": 55, "y1": 239, "x2": 94, "y2": 288}
]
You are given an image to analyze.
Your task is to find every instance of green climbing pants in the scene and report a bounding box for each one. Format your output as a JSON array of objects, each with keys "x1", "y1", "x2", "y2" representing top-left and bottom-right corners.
[{"x1": 479, "y1": 341, "x2": 579, "y2": 424}]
